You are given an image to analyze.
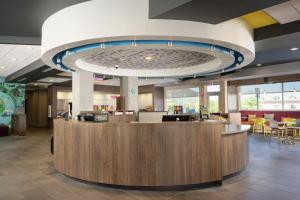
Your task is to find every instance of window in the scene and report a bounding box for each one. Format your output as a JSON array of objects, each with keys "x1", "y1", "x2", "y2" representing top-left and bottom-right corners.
[
  {"x1": 165, "y1": 87, "x2": 199, "y2": 113},
  {"x1": 258, "y1": 83, "x2": 282, "y2": 110},
  {"x1": 283, "y1": 81, "x2": 300, "y2": 110},
  {"x1": 240, "y1": 81, "x2": 300, "y2": 110},
  {"x1": 207, "y1": 85, "x2": 220, "y2": 92}
]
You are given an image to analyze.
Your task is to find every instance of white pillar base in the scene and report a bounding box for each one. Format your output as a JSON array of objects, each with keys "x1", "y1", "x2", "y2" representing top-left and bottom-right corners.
[
  {"x1": 120, "y1": 77, "x2": 139, "y2": 111},
  {"x1": 72, "y1": 70, "x2": 94, "y2": 117}
]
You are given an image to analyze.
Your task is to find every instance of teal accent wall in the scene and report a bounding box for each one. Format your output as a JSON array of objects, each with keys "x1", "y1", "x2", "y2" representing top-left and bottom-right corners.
[{"x1": 0, "y1": 83, "x2": 25, "y2": 126}]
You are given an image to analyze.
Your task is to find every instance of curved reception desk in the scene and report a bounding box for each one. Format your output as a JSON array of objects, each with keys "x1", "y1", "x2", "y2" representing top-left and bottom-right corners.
[{"x1": 53, "y1": 119, "x2": 249, "y2": 189}]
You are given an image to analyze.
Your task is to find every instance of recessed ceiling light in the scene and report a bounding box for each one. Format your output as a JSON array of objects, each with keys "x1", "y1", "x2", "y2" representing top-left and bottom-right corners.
[
  {"x1": 49, "y1": 79, "x2": 54, "y2": 82},
  {"x1": 291, "y1": 47, "x2": 298, "y2": 51},
  {"x1": 256, "y1": 64, "x2": 262, "y2": 67},
  {"x1": 11, "y1": 58, "x2": 17, "y2": 61},
  {"x1": 0, "y1": 66, "x2": 4, "y2": 69},
  {"x1": 145, "y1": 56, "x2": 152, "y2": 61}
]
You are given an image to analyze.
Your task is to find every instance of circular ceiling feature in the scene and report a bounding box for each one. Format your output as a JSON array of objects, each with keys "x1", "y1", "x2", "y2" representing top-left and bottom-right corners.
[
  {"x1": 41, "y1": 0, "x2": 255, "y2": 77},
  {"x1": 84, "y1": 48, "x2": 215, "y2": 70},
  {"x1": 54, "y1": 40, "x2": 243, "y2": 77}
]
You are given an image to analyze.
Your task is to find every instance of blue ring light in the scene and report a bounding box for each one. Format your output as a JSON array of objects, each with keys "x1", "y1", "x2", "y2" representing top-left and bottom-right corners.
[{"x1": 52, "y1": 40, "x2": 244, "y2": 76}]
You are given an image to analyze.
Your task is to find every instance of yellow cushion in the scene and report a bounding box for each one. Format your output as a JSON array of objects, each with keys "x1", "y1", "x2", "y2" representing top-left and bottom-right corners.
[
  {"x1": 255, "y1": 118, "x2": 266, "y2": 126},
  {"x1": 218, "y1": 116, "x2": 227, "y2": 122},
  {"x1": 282, "y1": 118, "x2": 296, "y2": 127},
  {"x1": 248, "y1": 115, "x2": 256, "y2": 122}
]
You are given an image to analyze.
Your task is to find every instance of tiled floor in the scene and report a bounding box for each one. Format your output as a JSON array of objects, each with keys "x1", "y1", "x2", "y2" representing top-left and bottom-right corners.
[{"x1": 1, "y1": 129, "x2": 300, "y2": 200}]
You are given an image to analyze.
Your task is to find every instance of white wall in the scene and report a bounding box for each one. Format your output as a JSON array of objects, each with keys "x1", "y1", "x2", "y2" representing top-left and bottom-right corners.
[{"x1": 138, "y1": 93, "x2": 153, "y2": 110}]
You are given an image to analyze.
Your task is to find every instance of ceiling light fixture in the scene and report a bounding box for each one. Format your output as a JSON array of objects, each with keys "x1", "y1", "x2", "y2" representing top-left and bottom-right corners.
[
  {"x1": 145, "y1": 56, "x2": 152, "y2": 61},
  {"x1": 0, "y1": 66, "x2": 5, "y2": 69},
  {"x1": 290, "y1": 47, "x2": 298, "y2": 51},
  {"x1": 256, "y1": 64, "x2": 262, "y2": 67},
  {"x1": 11, "y1": 58, "x2": 17, "y2": 61}
]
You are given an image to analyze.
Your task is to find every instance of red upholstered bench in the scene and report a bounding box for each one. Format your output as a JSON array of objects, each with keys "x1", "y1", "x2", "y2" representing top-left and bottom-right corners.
[{"x1": 0, "y1": 125, "x2": 9, "y2": 137}]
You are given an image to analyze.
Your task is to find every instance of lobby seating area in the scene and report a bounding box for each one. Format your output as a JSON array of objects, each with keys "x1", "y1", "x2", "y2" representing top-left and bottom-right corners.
[{"x1": 241, "y1": 111, "x2": 300, "y2": 144}]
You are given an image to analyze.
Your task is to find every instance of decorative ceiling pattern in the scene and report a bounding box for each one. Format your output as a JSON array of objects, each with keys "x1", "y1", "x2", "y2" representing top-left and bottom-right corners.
[{"x1": 84, "y1": 49, "x2": 215, "y2": 70}]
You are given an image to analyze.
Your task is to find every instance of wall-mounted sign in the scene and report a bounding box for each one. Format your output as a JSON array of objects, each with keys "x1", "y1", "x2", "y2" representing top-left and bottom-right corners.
[{"x1": 130, "y1": 88, "x2": 138, "y2": 96}]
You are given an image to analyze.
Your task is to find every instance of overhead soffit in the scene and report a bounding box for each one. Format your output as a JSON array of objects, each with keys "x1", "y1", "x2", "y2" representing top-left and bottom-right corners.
[
  {"x1": 42, "y1": 0, "x2": 255, "y2": 78},
  {"x1": 149, "y1": 0, "x2": 288, "y2": 24}
]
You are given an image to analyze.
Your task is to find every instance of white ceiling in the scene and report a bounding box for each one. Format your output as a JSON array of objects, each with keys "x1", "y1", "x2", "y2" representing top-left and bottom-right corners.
[
  {"x1": 0, "y1": 44, "x2": 41, "y2": 77},
  {"x1": 264, "y1": 0, "x2": 300, "y2": 24}
]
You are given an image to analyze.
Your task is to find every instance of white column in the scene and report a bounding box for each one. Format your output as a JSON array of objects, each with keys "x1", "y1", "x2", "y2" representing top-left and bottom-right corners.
[
  {"x1": 219, "y1": 80, "x2": 228, "y2": 113},
  {"x1": 120, "y1": 77, "x2": 139, "y2": 111},
  {"x1": 72, "y1": 70, "x2": 94, "y2": 117}
]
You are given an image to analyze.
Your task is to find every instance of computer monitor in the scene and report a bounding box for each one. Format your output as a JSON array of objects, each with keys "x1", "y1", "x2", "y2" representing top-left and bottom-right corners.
[{"x1": 162, "y1": 115, "x2": 191, "y2": 122}]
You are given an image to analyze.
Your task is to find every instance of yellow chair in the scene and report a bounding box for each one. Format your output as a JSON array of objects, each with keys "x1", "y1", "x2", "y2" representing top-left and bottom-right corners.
[
  {"x1": 245, "y1": 114, "x2": 256, "y2": 133},
  {"x1": 218, "y1": 116, "x2": 227, "y2": 122},
  {"x1": 292, "y1": 128, "x2": 300, "y2": 137},
  {"x1": 282, "y1": 118, "x2": 296, "y2": 127},
  {"x1": 248, "y1": 115, "x2": 256, "y2": 123},
  {"x1": 282, "y1": 118, "x2": 296, "y2": 137},
  {"x1": 253, "y1": 118, "x2": 266, "y2": 135}
]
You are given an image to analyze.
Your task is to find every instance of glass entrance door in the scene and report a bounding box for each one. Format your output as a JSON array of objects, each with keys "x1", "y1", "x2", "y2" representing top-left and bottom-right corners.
[{"x1": 208, "y1": 95, "x2": 219, "y2": 113}]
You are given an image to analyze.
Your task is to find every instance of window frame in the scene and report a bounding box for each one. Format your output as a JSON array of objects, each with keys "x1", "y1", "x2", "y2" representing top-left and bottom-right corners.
[{"x1": 239, "y1": 81, "x2": 300, "y2": 111}]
